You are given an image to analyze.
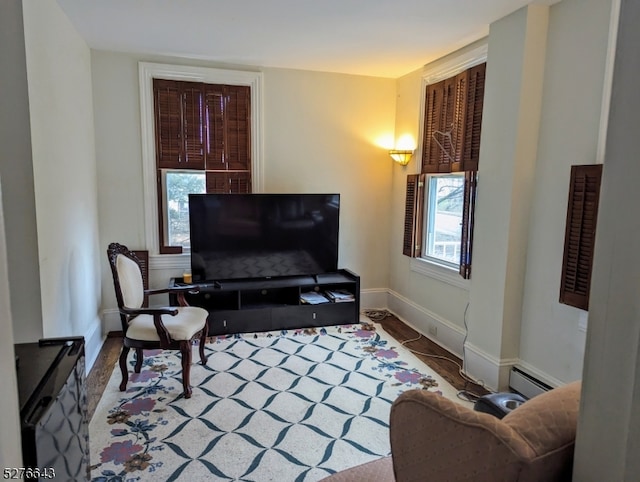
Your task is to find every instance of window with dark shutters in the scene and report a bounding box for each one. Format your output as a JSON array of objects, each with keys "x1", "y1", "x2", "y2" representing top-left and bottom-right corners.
[
  {"x1": 152, "y1": 79, "x2": 252, "y2": 253},
  {"x1": 404, "y1": 62, "x2": 486, "y2": 280}
]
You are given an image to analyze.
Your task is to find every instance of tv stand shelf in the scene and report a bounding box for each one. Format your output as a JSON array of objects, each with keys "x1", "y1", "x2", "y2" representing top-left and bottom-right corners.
[{"x1": 169, "y1": 269, "x2": 360, "y2": 335}]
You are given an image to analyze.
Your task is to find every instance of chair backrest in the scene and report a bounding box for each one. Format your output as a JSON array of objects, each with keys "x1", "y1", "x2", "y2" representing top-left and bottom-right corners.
[
  {"x1": 502, "y1": 380, "x2": 581, "y2": 481},
  {"x1": 389, "y1": 381, "x2": 581, "y2": 481},
  {"x1": 107, "y1": 243, "x2": 145, "y2": 331}
]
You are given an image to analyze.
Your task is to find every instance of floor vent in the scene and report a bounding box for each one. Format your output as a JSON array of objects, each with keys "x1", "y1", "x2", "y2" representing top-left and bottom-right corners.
[{"x1": 509, "y1": 366, "x2": 553, "y2": 399}]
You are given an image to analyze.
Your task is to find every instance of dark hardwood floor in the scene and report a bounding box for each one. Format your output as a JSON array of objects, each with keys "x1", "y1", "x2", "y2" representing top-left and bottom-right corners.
[{"x1": 86, "y1": 311, "x2": 489, "y2": 420}]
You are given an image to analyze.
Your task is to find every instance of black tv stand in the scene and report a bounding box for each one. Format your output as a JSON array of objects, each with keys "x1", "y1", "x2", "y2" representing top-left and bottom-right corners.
[{"x1": 169, "y1": 269, "x2": 360, "y2": 336}]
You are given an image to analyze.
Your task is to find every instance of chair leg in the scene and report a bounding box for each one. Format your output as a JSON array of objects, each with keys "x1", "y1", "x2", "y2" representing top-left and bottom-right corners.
[
  {"x1": 199, "y1": 319, "x2": 209, "y2": 365},
  {"x1": 119, "y1": 346, "x2": 130, "y2": 392},
  {"x1": 134, "y1": 348, "x2": 144, "y2": 373},
  {"x1": 180, "y1": 340, "x2": 193, "y2": 399}
]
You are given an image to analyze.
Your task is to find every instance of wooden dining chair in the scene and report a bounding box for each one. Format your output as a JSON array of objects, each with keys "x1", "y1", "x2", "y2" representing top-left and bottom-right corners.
[{"x1": 107, "y1": 242, "x2": 209, "y2": 398}]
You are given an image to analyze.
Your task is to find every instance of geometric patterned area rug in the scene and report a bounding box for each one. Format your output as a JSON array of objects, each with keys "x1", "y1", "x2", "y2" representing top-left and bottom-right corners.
[{"x1": 89, "y1": 320, "x2": 471, "y2": 481}]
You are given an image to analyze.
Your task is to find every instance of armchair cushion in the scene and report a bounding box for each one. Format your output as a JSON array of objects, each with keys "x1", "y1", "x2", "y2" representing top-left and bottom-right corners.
[{"x1": 126, "y1": 306, "x2": 209, "y2": 342}]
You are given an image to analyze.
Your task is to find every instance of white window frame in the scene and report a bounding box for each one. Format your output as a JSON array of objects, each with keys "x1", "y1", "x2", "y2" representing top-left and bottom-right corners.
[
  {"x1": 410, "y1": 40, "x2": 487, "y2": 289},
  {"x1": 138, "y1": 62, "x2": 264, "y2": 267},
  {"x1": 162, "y1": 169, "x2": 206, "y2": 249},
  {"x1": 422, "y1": 172, "x2": 465, "y2": 269}
]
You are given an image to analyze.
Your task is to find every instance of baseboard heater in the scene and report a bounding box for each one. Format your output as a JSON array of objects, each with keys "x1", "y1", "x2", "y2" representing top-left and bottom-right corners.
[{"x1": 509, "y1": 367, "x2": 553, "y2": 399}]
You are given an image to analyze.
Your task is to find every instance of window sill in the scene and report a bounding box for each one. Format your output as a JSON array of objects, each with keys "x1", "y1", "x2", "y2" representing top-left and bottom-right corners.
[{"x1": 410, "y1": 257, "x2": 470, "y2": 290}]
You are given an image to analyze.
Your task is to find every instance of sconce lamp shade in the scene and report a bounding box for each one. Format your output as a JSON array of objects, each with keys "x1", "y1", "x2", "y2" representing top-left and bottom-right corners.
[{"x1": 389, "y1": 149, "x2": 414, "y2": 166}]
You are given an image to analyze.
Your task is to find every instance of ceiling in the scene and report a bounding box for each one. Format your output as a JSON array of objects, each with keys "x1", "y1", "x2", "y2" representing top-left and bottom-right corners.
[{"x1": 55, "y1": 0, "x2": 554, "y2": 78}]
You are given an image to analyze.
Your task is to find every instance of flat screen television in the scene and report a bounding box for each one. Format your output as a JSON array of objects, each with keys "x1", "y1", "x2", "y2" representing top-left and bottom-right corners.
[{"x1": 189, "y1": 193, "x2": 340, "y2": 282}]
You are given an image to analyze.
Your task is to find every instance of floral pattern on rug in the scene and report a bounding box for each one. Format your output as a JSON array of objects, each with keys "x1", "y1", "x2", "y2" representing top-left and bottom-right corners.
[
  {"x1": 90, "y1": 350, "x2": 177, "y2": 481},
  {"x1": 90, "y1": 322, "x2": 448, "y2": 481}
]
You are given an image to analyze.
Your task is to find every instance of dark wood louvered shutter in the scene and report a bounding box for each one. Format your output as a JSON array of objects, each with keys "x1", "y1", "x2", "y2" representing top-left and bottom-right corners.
[
  {"x1": 403, "y1": 174, "x2": 425, "y2": 257},
  {"x1": 206, "y1": 171, "x2": 252, "y2": 194},
  {"x1": 559, "y1": 164, "x2": 603, "y2": 310},
  {"x1": 422, "y1": 77, "x2": 457, "y2": 173},
  {"x1": 154, "y1": 79, "x2": 183, "y2": 168},
  {"x1": 153, "y1": 79, "x2": 205, "y2": 169},
  {"x1": 421, "y1": 63, "x2": 486, "y2": 174},
  {"x1": 459, "y1": 63, "x2": 486, "y2": 172},
  {"x1": 182, "y1": 83, "x2": 205, "y2": 167},
  {"x1": 205, "y1": 84, "x2": 251, "y2": 172},
  {"x1": 459, "y1": 171, "x2": 478, "y2": 279}
]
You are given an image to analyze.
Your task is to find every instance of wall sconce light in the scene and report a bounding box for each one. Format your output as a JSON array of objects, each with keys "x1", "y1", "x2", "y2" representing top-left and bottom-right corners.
[{"x1": 389, "y1": 149, "x2": 414, "y2": 166}]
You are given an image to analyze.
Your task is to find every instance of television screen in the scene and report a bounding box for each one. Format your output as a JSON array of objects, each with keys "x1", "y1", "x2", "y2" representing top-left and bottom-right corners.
[{"x1": 189, "y1": 193, "x2": 340, "y2": 282}]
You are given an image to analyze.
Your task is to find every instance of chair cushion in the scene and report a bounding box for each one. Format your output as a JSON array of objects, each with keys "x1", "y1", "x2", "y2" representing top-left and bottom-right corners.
[
  {"x1": 126, "y1": 306, "x2": 208, "y2": 342},
  {"x1": 116, "y1": 254, "x2": 144, "y2": 309}
]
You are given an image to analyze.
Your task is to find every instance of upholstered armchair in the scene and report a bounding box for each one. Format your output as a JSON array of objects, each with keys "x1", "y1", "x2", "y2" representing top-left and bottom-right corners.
[
  {"x1": 321, "y1": 381, "x2": 581, "y2": 481},
  {"x1": 107, "y1": 242, "x2": 209, "y2": 399}
]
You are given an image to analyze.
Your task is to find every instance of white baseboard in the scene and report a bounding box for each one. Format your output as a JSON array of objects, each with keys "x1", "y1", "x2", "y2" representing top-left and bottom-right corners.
[
  {"x1": 102, "y1": 308, "x2": 122, "y2": 334},
  {"x1": 385, "y1": 289, "x2": 467, "y2": 357},
  {"x1": 360, "y1": 288, "x2": 389, "y2": 310},
  {"x1": 379, "y1": 288, "x2": 522, "y2": 392},
  {"x1": 83, "y1": 317, "x2": 106, "y2": 373},
  {"x1": 462, "y1": 342, "x2": 518, "y2": 392}
]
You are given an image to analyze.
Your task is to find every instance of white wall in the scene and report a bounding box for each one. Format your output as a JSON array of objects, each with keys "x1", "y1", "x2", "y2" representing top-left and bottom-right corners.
[
  {"x1": 262, "y1": 67, "x2": 395, "y2": 288},
  {"x1": 22, "y1": 0, "x2": 103, "y2": 367},
  {"x1": 390, "y1": 0, "x2": 613, "y2": 391},
  {"x1": 0, "y1": 0, "x2": 43, "y2": 343},
  {"x1": 575, "y1": 0, "x2": 640, "y2": 478},
  {"x1": 0, "y1": 176, "x2": 23, "y2": 471},
  {"x1": 517, "y1": 0, "x2": 613, "y2": 384},
  {"x1": 92, "y1": 52, "x2": 396, "y2": 329},
  {"x1": 466, "y1": 5, "x2": 549, "y2": 389}
]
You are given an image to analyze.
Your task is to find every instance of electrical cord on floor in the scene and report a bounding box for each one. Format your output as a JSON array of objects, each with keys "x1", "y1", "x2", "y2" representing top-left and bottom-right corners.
[
  {"x1": 362, "y1": 309, "x2": 393, "y2": 322},
  {"x1": 361, "y1": 308, "x2": 492, "y2": 403},
  {"x1": 397, "y1": 331, "x2": 490, "y2": 403}
]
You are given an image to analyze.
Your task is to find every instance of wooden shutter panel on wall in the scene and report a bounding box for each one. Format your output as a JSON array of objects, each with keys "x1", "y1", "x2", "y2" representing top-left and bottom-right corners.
[
  {"x1": 403, "y1": 174, "x2": 425, "y2": 257},
  {"x1": 559, "y1": 164, "x2": 603, "y2": 310}
]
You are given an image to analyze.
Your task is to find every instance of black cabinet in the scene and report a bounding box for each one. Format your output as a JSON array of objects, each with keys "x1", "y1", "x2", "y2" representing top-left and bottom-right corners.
[
  {"x1": 15, "y1": 337, "x2": 89, "y2": 481},
  {"x1": 170, "y1": 269, "x2": 360, "y2": 335}
]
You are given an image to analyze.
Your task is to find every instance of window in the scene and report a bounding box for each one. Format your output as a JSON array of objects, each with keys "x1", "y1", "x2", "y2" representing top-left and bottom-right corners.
[
  {"x1": 139, "y1": 63, "x2": 263, "y2": 258},
  {"x1": 164, "y1": 171, "x2": 206, "y2": 248},
  {"x1": 403, "y1": 60, "x2": 485, "y2": 280},
  {"x1": 424, "y1": 173, "x2": 465, "y2": 267},
  {"x1": 153, "y1": 79, "x2": 252, "y2": 253}
]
